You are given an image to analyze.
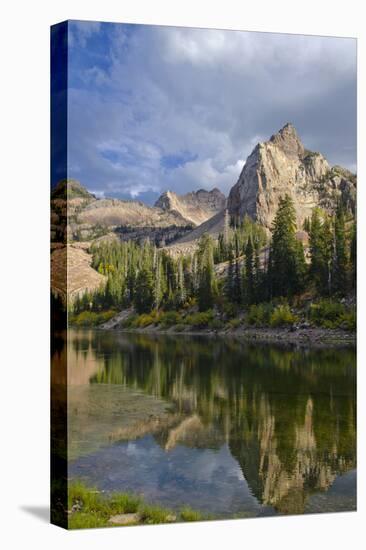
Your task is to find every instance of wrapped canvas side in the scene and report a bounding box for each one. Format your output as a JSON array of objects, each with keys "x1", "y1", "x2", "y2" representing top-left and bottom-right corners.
[{"x1": 50, "y1": 21, "x2": 68, "y2": 529}]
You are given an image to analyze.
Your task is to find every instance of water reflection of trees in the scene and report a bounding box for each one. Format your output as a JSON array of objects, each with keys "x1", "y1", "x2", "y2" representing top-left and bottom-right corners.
[{"x1": 80, "y1": 331, "x2": 356, "y2": 514}]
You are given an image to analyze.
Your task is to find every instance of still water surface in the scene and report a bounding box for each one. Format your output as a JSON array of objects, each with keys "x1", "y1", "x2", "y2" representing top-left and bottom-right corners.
[{"x1": 66, "y1": 329, "x2": 356, "y2": 517}]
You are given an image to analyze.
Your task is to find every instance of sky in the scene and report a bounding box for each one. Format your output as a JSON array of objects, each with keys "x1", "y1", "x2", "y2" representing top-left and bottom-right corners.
[{"x1": 62, "y1": 20, "x2": 356, "y2": 204}]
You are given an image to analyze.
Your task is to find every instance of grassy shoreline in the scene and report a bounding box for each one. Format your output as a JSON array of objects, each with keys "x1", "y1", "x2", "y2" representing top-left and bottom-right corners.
[{"x1": 68, "y1": 481, "x2": 205, "y2": 529}]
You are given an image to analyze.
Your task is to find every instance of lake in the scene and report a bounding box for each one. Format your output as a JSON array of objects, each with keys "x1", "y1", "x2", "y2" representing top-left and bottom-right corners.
[{"x1": 65, "y1": 329, "x2": 356, "y2": 518}]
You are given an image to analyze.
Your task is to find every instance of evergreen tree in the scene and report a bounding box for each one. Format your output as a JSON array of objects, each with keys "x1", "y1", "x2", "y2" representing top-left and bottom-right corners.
[
  {"x1": 126, "y1": 263, "x2": 135, "y2": 304},
  {"x1": 332, "y1": 203, "x2": 349, "y2": 295},
  {"x1": 244, "y1": 237, "x2": 255, "y2": 305},
  {"x1": 268, "y1": 194, "x2": 305, "y2": 298},
  {"x1": 223, "y1": 208, "x2": 230, "y2": 248},
  {"x1": 154, "y1": 254, "x2": 163, "y2": 309},
  {"x1": 309, "y1": 209, "x2": 333, "y2": 295},
  {"x1": 350, "y1": 222, "x2": 356, "y2": 291},
  {"x1": 225, "y1": 245, "x2": 235, "y2": 303},
  {"x1": 233, "y1": 256, "x2": 242, "y2": 304},
  {"x1": 134, "y1": 267, "x2": 155, "y2": 313},
  {"x1": 197, "y1": 234, "x2": 217, "y2": 311},
  {"x1": 177, "y1": 257, "x2": 186, "y2": 307}
]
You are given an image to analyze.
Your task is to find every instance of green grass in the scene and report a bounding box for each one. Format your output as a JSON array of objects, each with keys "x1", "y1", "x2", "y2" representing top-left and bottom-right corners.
[
  {"x1": 69, "y1": 511, "x2": 107, "y2": 529},
  {"x1": 139, "y1": 504, "x2": 175, "y2": 525},
  {"x1": 180, "y1": 507, "x2": 204, "y2": 522},
  {"x1": 68, "y1": 481, "x2": 204, "y2": 529},
  {"x1": 108, "y1": 493, "x2": 141, "y2": 514}
]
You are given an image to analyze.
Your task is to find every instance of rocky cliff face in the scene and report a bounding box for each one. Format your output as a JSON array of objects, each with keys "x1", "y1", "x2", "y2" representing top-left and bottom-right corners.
[
  {"x1": 155, "y1": 188, "x2": 226, "y2": 226},
  {"x1": 228, "y1": 123, "x2": 356, "y2": 230}
]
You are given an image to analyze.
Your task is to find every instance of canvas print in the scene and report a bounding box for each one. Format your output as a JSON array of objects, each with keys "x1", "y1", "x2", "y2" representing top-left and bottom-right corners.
[{"x1": 51, "y1": 20, "x2": 357, "y2": 529}]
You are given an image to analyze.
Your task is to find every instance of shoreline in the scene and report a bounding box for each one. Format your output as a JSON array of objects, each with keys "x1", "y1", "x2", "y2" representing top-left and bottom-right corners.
[{"x1": 94, "y1": 324, "x2": 356, "y2": 348}]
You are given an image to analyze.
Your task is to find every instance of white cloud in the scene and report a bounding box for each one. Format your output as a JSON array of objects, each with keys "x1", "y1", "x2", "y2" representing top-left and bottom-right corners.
[
  {"x1": 69, "y1": 20, "x2": 101, "y2": 48},
  {"x1": 67, "y1": 24, "x2": 356, "y2": 201}
]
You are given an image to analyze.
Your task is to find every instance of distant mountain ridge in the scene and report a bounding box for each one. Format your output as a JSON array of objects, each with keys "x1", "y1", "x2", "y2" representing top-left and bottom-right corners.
[
  {"x1": 155, "y1": 188, "x2": 226, "y2": 226},
  {"x1": 51, "y1": 179, "x2": 225, "y2": 245}
]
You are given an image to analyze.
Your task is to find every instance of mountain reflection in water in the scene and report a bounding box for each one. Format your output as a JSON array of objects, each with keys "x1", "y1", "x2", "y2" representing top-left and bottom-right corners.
[{"x1": 65, "y1": 330, "x2": 356, "y2": 517}]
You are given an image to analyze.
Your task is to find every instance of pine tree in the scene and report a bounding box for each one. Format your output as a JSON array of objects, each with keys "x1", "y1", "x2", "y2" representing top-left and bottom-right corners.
[
  {"x1": 134, "y1": 267, "x2": 155, "y2": 313},
  {"x1": 332, "y1": 203, "x2": 349, "y2": 295},
  {"x1": 350, "y1": 222, "x2": 356, "y2": 291},
  {"x1": 197, "y1": 234, "x2": 217, "y2": 311},
  {"x1": 268, "y1": 194, "x2": 305, "y2": 298},
  {"x1": 225, "y1": 245, "x2": 235, "y2": 303},
  {"x1": 309, "y1": 209, "x2": 333, "y2": 295},
  {"x1": 244, "y1": 237, "x2": 255, "y2": 305},
  {"x1": 223, "y1": 208, "x2": 230, "y2": 248},
  {"x1": 233, "y1": 256, "x2": 242, "y2": 304},
  {"x1": 177, "y1": 257, "x2": 186, "y2": 307},
  {"x1": 126, "y1": 263, "x2": 135, "y2": 304},
  {"x1": 154, "y1": 254, "x2": 163, "y2": 309}
]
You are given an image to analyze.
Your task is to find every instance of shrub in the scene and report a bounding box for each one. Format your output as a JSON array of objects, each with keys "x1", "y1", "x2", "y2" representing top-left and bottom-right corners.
[
  {"x1": 246, "y1": 303, "x2": 272, "y2": 327},
  {"x1": 120, "y1": 314, "x2": 138, "y2": 328},
  {"x1": 222, "y1": 302, "x2": 238, "y2": 319},
  {"x1": 309, "y1": 300, "x2": 347, "y2": 328},
  {"x1": 133, "y1": 313, "x2": 157, "y2": 328},
  {"x1": 209, "y1": 318, "x2": 225, "y2": 330},
  {"x1": 184, "y1": 310, "x2": 214, "y2": 328},
  {"x1": 98, "y1": 310, "x2": 116, "y2": 324},
  {"x1": 340, "y1": 311, "x2": 356, "y2": 331},
  {"x1": 269, "y1": 304, "x2": 297, "y2": 327},
  {"x1": 227, "y1": 318, "x2": 241, "y2": 329},
  {"x1": 70, "y1": 310, "x2": 116, "y2": 327},
  {"x1": 160, "y1": 311, "x2": 181, "y2": 328}
]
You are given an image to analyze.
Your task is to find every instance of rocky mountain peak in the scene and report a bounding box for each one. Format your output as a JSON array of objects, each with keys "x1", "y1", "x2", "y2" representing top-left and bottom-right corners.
[
  {"x1": 269, "y1": 122, "x2": 305, "y2": 159},
  {"x1": 155, "y1": 188, "x2": 226, "y2": 226},
  {"x1": 227, "y1": 124, "x2": 356, "y2": 230}
]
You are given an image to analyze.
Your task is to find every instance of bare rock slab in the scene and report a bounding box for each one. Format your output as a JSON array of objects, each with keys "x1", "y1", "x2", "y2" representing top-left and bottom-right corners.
[{"x1": 108, "y1": 513, "x2": 140, "y2": 526}]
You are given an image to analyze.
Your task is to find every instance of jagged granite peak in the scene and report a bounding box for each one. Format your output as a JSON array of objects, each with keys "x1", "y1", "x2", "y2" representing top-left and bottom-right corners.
[
  {"x1": 155, "y1": 188, "x2": 226, "y2": 226},
  {"x1": 228, "y1": 124, "x2": 356, "y2": 230},
  {"x1": 269, "y1": 122, "x2": 305, "y2": 159}
]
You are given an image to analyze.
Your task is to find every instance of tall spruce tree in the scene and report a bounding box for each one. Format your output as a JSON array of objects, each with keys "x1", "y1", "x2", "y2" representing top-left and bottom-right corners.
[
  {"x1": 350, "y1": 221, "x2": 356, "y2": 291},
  {"x1": 197, "y1": 234, "x2": 217, "y2": 311},
  {"x1": 332, "y1": 203, "x2": 349, "y2": 295},
  {"x1": 244, "y1": 237, "x2": 255, "y2": 305},
  {"x1": 269, "y1": 194, "x2": 305, "y2": 298},
  {"x1": 309, "y1": 209, "x2": 333, "y2": 295},
  {"x1": 134, "y1": 267, "x2": 155, "y2": 313},
  {"x1": 225, "y1": 245, "x2": 235, "y2": 303}
]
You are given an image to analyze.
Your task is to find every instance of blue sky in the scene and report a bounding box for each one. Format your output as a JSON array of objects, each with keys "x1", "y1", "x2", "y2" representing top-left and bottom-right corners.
[{"x1": 64, "y1": 21, "x2": 356, "y2": 203}]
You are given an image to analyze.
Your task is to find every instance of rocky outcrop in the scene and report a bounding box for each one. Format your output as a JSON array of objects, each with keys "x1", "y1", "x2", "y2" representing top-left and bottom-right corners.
[
  {"x1": 51, "y1": 244, "x2": 106, "y2": 304},
  {"x1": 228, "y1": 123, "x2": 356, "y2": 230},
  {"x1": 155, "y1": 188, "x2": 226, "y2": 226},
  {"x1": 51, "y1": 179, "x2": 195, "y2": 244},
  {"x1": 165, "y1": 210, "x2": 227, "y2": 256}
]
